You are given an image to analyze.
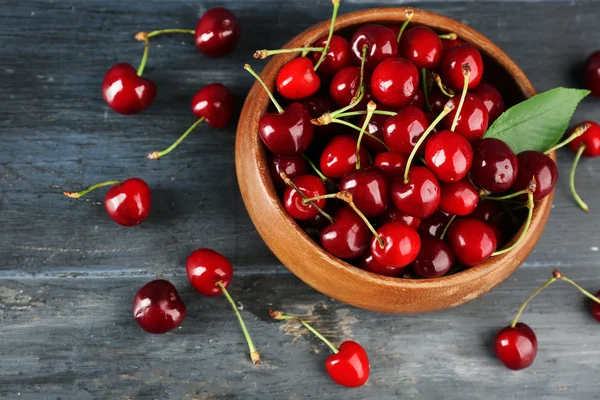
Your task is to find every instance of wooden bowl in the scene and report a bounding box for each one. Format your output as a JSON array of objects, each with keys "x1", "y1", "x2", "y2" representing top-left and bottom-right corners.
[{"x1": 236, "y1": 8, "x2": 554, "y2": 313}]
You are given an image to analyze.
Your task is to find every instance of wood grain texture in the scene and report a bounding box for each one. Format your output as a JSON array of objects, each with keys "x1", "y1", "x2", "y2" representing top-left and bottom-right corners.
[{"x1": 1, "y1": 0, "x2": 600, "y2": 399}]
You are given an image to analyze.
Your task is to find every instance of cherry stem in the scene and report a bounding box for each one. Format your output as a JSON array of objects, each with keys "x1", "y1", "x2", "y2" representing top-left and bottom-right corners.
[
  {"x1": 280, "y1": 172, "x2": 334, "y2": 223},
  {"x1": 301, "y1": 154, "x2": 331, "y2": 184},
  {"x1": 480, "y1": 189, "x2": 529, "y2": 202},
  {"x1": 136, "y1": 36, "x2": 150, "y2": 76},
  {"x1": 432, "y1": 72, "x2": 455, "y2": 97},
  {"x1": 216, "y1": 282, "x2": 260, "y2": 365},
  {"x1": 396, "y1": 7, "x2": 414, "y2": 42},
  {"x1": 421, "y1": 68, "x2": 432, "y2": 111},
  {"x1": 138, "y1": 29, "x2": 196, "y2": 39},
  {"x1": 328, "y1": 118, "x2": 390, "y2": 151},
  {"x1": 336, "y1": 191, "x2": 385, "y2": 248},
  {"x1": 63, "y1": 181, "x2": 120, "y2": 198},
  {"x1": 404, "y1": 101, "x2": 455, "y2": 183},
  {"x1": 147, "y1": 117, "x2": 205, "y2": 160},
  {"x1": 544, "y1": 123, "x2": 591, "y2": 155},
  {"x1": 569, "y1": 144, "x2": 589, "y2": 212},
  {"x1": 450, "y1": 64, "x2": 471, "y2": 132},
  {"x1": 328, "y1": 45, "x2": 368, "y2": 120},
  {"x1": 269, "y1": 310, "x2": 339, "y2": 354},
  {"x1": 492, "y1": 192, "x2": 534, "y2": 256},
  {"x1": 356, "y1": 101, "x2": 377, "y2": 169},
  {"x1": 511, "y1": 276, "x2": 556, "y2": 327},
  {"x1": 244, "y1": 64, "x2": 284, "y2": 114},
  {"x1": 438, "y1": 33, "x2": 458, "y2": 40},
  {"x1": 336, "y1": 110, "x2": 397, "y2": 118},
  {"x1": 440, "y1": 215, "x2": 456, "y2": 240},
  {"x1": 553, "y1": 269, "x2": 600, "y2": 305},
  {"x1": 313, "y1": 0, "x2": 341, "y2": 71},
  {"x1": 254, "y1": 47, "x2": 325, "y2": 59},
  {"x1": 302, "y1": 193, "x2": 339, "y2": 204}
]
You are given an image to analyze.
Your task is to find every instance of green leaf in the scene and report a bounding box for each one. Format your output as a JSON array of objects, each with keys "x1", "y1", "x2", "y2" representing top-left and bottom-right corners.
[{"x1": 483, "y1": 87, "x2": 590, "y2": 153}]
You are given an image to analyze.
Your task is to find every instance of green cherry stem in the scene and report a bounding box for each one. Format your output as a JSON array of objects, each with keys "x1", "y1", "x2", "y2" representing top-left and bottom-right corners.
[
  {"x1": 450, "y1": 64, "x2": 471, "y2": 132},
  {"x1": 440, "y1": 215, "x2": 456, "y2": 240},
  {"x1": 492, "y1": 192, "x2": 534, "y2": 256},
  {"x1": 438, "y1": 33, "x2": 457, "y2": 40},
  {"x1": 301, "y1": 154, "x2": 331, "y2": 183},
  {"x1": 136, "y1": 36, "x2": 150, "y2": 76},
  {"x1": 325, "y1": 44, "x2": 368, "y2": 120},
  {"x1": 396, "y1": 7, "x2": 414, "y2": 42},
  {"x1": 422, "y1": 68, "x2": 432, "y2": 111},
  {"x1": 544, "y1": 123, "x2": 591, "y2": 154},
  {"x1": 510, "y1": 276, "x2": 556, "y2": 328},
  {"x1": 337, "y1": 191, "x2": 385, "y2": 248},
  {"x1": 253, "y1": 47, "x2": 325, "y2": 59},
  {"x1": 328, "y1": 118, "x2": 390, "y2": 150},
  {"x1": 147, "y1": 117, "x2": 205, "y2": 160},
  {"x1": 244, "y1": 64, "x2": 284, "y2": 114},
  {"x1": 336, "y1": 110, "x2": 397, "y2": 118},
  {"x1": 553, "y1": 269, "x2": 600, "y2": 304},
  {"x1": 480, "y1": 189, "x2": 529, "y2": 202},
  {"x1": 302, "y1": 193, "x2": 339, "y2": 204},
  {"x1": 134, "y1": 30, "x2": 195, "y2": 76},
  {"x1": 569, "y1": 144, "x2": 589, "y2": 212},
  {"x1": 432, "y1": 72, "x2": 455, "y2": 97},
  {"x1": 356, "y1": 101, "x2": 377, "y2": 169},
  {"x1": 280, "y1": 172, "x2": 334, "y2": 223},
  {"x1": 270, "y1": 310, "x2": 339, "y2": 354},
  {"x1": 63, "y1": 181, "x2": 121, "y2": 198},
  {"x1": 314, "y1": 0, "x2": 341, "y2": 71},
  {"x1": 216, "y1": 281, "x2": 261, "y2": 365}
]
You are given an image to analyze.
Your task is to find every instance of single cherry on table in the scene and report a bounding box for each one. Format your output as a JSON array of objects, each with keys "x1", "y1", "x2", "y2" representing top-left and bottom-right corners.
[
  {"x1": 132, "y1": 279, "x2": 187, "y2": 334},
  {"x1": 102, "y1": 63, "x2": 157, "y2": 115},
  {"x1": 583, "y1": 50, "x2": 600, "y2": 97},
  {"x1": 195, "y1": 8, "x2": 241, "y2": 57},
  {"x1": 494, "y1": 322, "x2": 538, "y2": 371}
]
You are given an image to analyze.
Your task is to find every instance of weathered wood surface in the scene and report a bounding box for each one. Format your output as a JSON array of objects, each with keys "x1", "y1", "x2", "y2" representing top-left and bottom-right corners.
[{"x1": 1, "y1": 1, "x2": 599, "y2": 399}]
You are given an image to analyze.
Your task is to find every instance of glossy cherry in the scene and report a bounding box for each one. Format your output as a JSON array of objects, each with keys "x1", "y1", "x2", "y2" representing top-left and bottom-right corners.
[
  {"x1": 399, "y1": 26, "x2": 443, "y2": 69},
  {"x1": 321, "y1": 206, "x2": 370, "y2": 259},
  {"x1": 568, "y1": 121, "x2": 600, "y2": 157},
  {"x1": 494, "y1": 323, "x2": 538, "y2": 370},
  {"x1": 592, "y1": 290, "x2": 600, "y2": 323},
  {"x1": 448, "y1": 218, "x2": 497, "y2": 267},
  {"x1": 330, "y1": 66, "x2": 371, "y2": 108},
  {"x1": 424, "y1": 130, "x2": 473, "y2": 182},
  {"x1": 311, "y1": 34, "x2": 352, "y2": 76},
  {"x1": 374, "y1": 151, "x2": 407, "y2": 178},
  {"x1": 191, "y1": 83, "x2": 235, "y2": 128},
  {"x1": 410, "y1": 87, "x2": 426, "y2": 109},
  {"x1": 350, "y1": 24, "x2": 398, "y2": 70},
  {"x1": 428, "y1": 91, "x2": 447, "y2": 114},
  {"x1": 195, "y1": 8, "x2": 241, "y2": 57},
  {"x1": 419, "y1": 210, "x2": 451, "y2": 238},
  {"x1": 511, "y1": 151, "x2": 558, "y2": 201},
  {"x1": 132, "y1": 279, "x2": 186, "y2": 334},
  {"x1": 339, "y1": 166, "x2": 389, "y2": 217},
  {"x1": 584, "y1": 50, "x2": 600, "y2": 97},
  {"x1": 379, "y1": 204, "x2": 421, "y2": 229},
  {"x1": 320, "y1": 135, "x2": 370, "y2": 179},
  {"x1": 371, "y1": 57, "x2": 419, "y2": 108},
  {"x1": 391, "y1": 167, "x2": 441, "y2": 218},
  {"x1": 104, "y1": 178, "x2": 152, "y2": 226},
  {"x1": 439, "y1": 179, "x2": 479, "y2": 216},
  {"x1": 441, "y1": 38, "x2": 465, "y2": 53},
  {"x1": 383, "y1": 106, "x2": 429, "y2": 155},
  {"x1": 102, "y1": 63, "x2": 156, "y2": 115},
  {"x1": 326, "y1": 341, "x2": 370, "y2": 388},
  {"x1": 360, "y1": 251, "x2": 406, "y2": 277},
  {"x1": 440, "y1": 43, "x2": 484, "y2": 91},
  {"x1": 186, "y1": 248, "x2": 233, "y2": 296},
  {"x1": 412, "y1": 237, "x2": 455, "y2": 278},
  {"x1": 283, "y1": 175, "x2": 327, "y2": 220},
  {"x1": 268, "y1": 154, "x2": 308, "y2": 190},
  {"x1": 470, "y1": 138, "x2": 518, "y2": 193},
  {"x1": 259, "y1": 103, "x2": 314, "y2": 156},
  {"x1": 370, "y1": 222, "x2": 421, "y2": 267},
  {"x1": 358, "y1": 113, "x2": 390, "y2": 153},
  {"x1": 472, "y1": 83, "x2": 504, "y2": 123},
  {"x1": 442, "y1": 94, "x2": 489, "y2": 142},
  {"x1": 277, "y1": 57, "x2": 321, "y2": 100}
]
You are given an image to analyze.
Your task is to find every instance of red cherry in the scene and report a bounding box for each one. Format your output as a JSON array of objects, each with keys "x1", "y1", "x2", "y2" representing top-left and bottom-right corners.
[
  {"x1": 102, "y1": 63, "x2": 156, "y2": 115},
  {"x1": 132, "y1": 280, "x2": 186, "y2": 334},
  {"x1": 391, "y1": 167, "x2": 441, "y2": 218},
  {"x1": 383, "y1": 106, "x2": 429, "y2": 155},
  {"x1": 350, "y1": 24, "x2": 398, "y2": 70},
  {"x1": 470, "y1": 138, "x2": 519, "y2": 193},
  {"x1": 370, "y1": 222, "x2": 421, "y2": 267},
  {"x1": 299, "y1": 94, "x2": 339, "y2": 141},
  {"x1": 259, "y1": 103, "x2": 314, "y2": 156},
  {"x1": 568, "y1": 121, "x2": 600, "y2": 157},
  {"x1": 494, "y1": 323, "x2": 538, "y2": 370},
  {"x1": 267, "y1": 154, "x2": 308, "y2": 190},
  {"x1": 591, "y1": 290, "x2": 600, "y2": 323},
  {"x1": 428, "y1": 91, "x2": 447, "y2": 113},
  {"x1": 419, "y1": 210, "x2": 452, "y2": 238},
  {"x1": 379, "y1": 204, "x2": 421, "y2": 229},
  {"x1": 360, "y1": 251, "x2": 406, "y2": 277},
  {"x1": 194, "y1": 8, "x2": 240, "y2": 57},
  {"x1": 325, "y1": 341, "x2": 370, "y2": 388},
  {"x1": 511, "y1": 151, "x2": 558, "y2": 201},
  {"x1": 447, "y1": 218, "x2": 497, "y2": 267},
  {"x1": 412, "y1": 237, "x2": 455, "y2": 278},
  {"x1": 357, "y1": 113, "x2": 390, "y2": 153},
  {"x1": 283, "y1": 175, "x2": 327, "y2": 220},
  {"x1": 584, "y1": 50, "x2": 600, "y2": 97},
  {"x1": 311, "y1": 35, "x2": 352, "y2": 76},
  {"x1": 440, "y1": 43, "x2": 484, "y2": 91},
  {"x1": 374, "y1": 151, "x2": 407, "y2": 178},
  {"x1": 442, "y1": 38, "x2": 465, "y2": 53},
  {"x1": 371, "y1": 57, "x2": 419, "y2": 108},
  {"x1": 439, "y1": 179, "x2": 479, "y2": 216},
  {"x1": 320, "y1": 135, "x2": 370, "y2": 179},
  {"x1": 410, "y1": 87, "x2": 426, "y2": 109},
  {"x1": 424, "y1": 130, "x2": 473, "y2": 182},
  {"x1": 442, "y1": 94, "x2": 489, "y2": 142},
  {"x1": 399, "y1": 26, "x2": 443, "y2": 69},
  {"x1": 340, "y1": 166, "x2": 389, "y2": 217},
  {"x1": 191, "y1": 83, "x2": 234, "y2": 128},
  {"x1": 104, "y1": 178, "x2": 151, "y2": 227},
  {"x1": 186, "y1": 248, "x2": 233, "y2": 296},
  {"x1": 320, "y1": 207, "x2": 370, "y2": 259},
  {"x1": 277, "y1": 57, "x2": 321, "y2": 100},
  {"x1": 471, "y1": 83, "x2": 504, "y2": 123},
  {"x1": 330, "y1": 66, "x2": 372, "y2": 108}
]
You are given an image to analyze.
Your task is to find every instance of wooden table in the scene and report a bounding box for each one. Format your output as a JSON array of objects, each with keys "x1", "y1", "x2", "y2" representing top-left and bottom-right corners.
[{"x1": 1, "y1": 1, "x2": 599, "y2": 399}]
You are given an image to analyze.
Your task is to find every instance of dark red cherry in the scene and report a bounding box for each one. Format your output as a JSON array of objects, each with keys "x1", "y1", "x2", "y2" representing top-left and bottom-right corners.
[
  {"x1": 448, "y1": 218, "x2": 497, "y2": 267},
  {"x1": 330, "y1": 66, "x2": 372, "y2": 109},
  {"x1": 370, "y1": 222, "x2": 421, "y2": 267},
  {"x1": 191, "y1": 83, "x2": 234, "y2": 129},
  {"x1": 471, "y1": 200, "x2": 500, "y2": 224},
  {"x1": 383, "y1": 106, "x2": 429, "y2": 155},
  {"x1": 104, "y1": 178, "x2": 151, "y2": 227},
  {"x1": 320, "y1": 206, "x2": 370, "y2": 259},
  {"x1": 320, "y1": 135, "x2": 370, "y2": 179},
  {"x1": 584, "y1": 50, "x2": 600, "y2": 97},
  {"x1": 439, "y1": 179, "x2": 479, "y2": 216},
  {"x1": 311, "y1": 34, "x2": 352, "y2": 76},
  {"x1": 374, "y1": 151, "x2": 407, "y2": 178},
  {"x1": 339, "y1": 166, "x2": 389, "y2": 217},
  {"x1": 186, "y1": 248, "x2": 233, "y2": 296},
  {"x1": 494, "y1": 323, "x2": 538, "y2": 370},
  {"x1": 102, "y1": 63, "x2": 156, "y2": 115},
  {"x1": 391, "y1": 167, "x2": 440, "y2": 218},
  {"x1": 259, "y1": 103, "x2": 314, "y2": 156},
  {"x1": 419, "y1": 210, "x2": 451, "y2": 238},
  {"x1": 442, "y1": 38, "x2": 465, "y2": 53},
  {"x1": 350, "y1": 24, "x2": 399, "y2": 71},
  {"x1": 132, "y1": 280, "x2": 186, "y2": 334},
  {"x1": 277, "y1": 57, "x2": 321, "y2": 100},
  {"x1": 299, "y1": 94, "x2": 338, "y2": 140},
  {"x1": 440, "y1": 43, "x2": 484, "y2": 91},
  {"x1": 268, "y1": 154, "x2": 308, "y2": 189},
  {"x1": 512, "y1": 151, "x2": 558, "y2": 201},
  {"x1": 591, "y1": 290, "x2": 600, "y2": 323},
  {"x1": 442, "y1": 94, "x2": 489, "y2": 142},
  {"x1": 399, "y1": 26, "x2": 443, "y2": 69},
  {"x1": 379, "y1": 204, "x2": 421, "y2": 230},
  {"x1": 195, "y1": 8, "x2": 241, "y2": 57},
  {"x1": 360, "y1": 251, "x2": 406, "y2": 277},
  {"x1": 471, "y1": 83, "x2": 504, "y2": 123},
  {"x1": 424, "y1": 130, "x2": 473, "y2": 182},
  {"x1": 412, "y1": 237, "x2": 455, "y2": 278},
  {"x1": 358, "y1": 113, "x2": 390, "y2": 153},
  {"x1": 283, "y1": 175, "x2": 327, "y2": 220},
  {"x1": 326, "y1": 341, "x2": 370, "y2": 388},
  {"x1": 410, "y1": 87, "x2": 426, "y2": 109},
  {"x1": 470, "y1": 138, "x2": 518, "y2": 193},
  {"x1": 428, "y1": 91, "x2": 447, "y2": 113},
  {"x1": 568, "y1": 121, "x2": 600, "y2": 157},
  {"x1": 371, "y1": 57, "x2": 419, "y2": 108}
]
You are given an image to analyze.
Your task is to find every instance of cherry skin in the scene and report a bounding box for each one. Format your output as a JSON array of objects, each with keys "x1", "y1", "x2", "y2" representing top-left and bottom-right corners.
[
  {"x1": 470, "y1": 138, "x2": 519, "y2": 193},
  {"x1": 439, "y1": 179, "x2": 479, "y2": 216},
  {"x1": 494, "y1": 323, "x2": 538, "y2": 371},
  {"x1": 419, "y1": 210, "x2": 452, "y2": 238},
  {"x1": 277, "y1": 57, "x2": 321, "y2": 100},
  {"x1": 584, "y1": 50, "x2": 600, "y2": 97},
  {"x1": 360, "y1": 251, "x2": 406, "y2": 277},
  {"x1": 186, "y1": 248, "x2": 233, "y2": 296},
  {"x1": 370, "y1": 222, "x2": 421, "y2": 267},
  {"x1": 425, "y1": 130, "x2": 473, "y2": 182},
  {"x1": 428, "y1": 91, "x2": 447, "y2": 114},
  {"x1": 568, "y1": 121, "x2": 600, "y2": 157},
  {"x1": 591, "y1": 290, "x2": 600, "y2": 323},
  {"x1": 283, "y1": 175, "x2": 327, "y2": 220},
  {"x1": 268, "y1": 154, "x2": 308, "y2": 190},
  {"x1": 511, "y1": 151, "x2": 558, "y2": 201},
  {"x1": 320, "y1": 206, "x2": 370, "y2": 259},
  {"x1": 391, "y1": 167, "x2": 441, "y2": 219},
  {"x1": 383, "y1": 106, "x2": 429, "y2": 155},
  {"x1": 412, "y1": 237, "x2": 455, "y2": 278},
  {"x1": 259, "y1": 103, "x2": 314, "y2": 156},
  {"x1": 371, "y1": 57, "x2": 419, "y2": 108},
  {"x1": 104, "y1": 178, "x2": 151, "y2": 227},
  {"x1": 358, "y1": 113, "x2": 390, "y2": 153},
  {"x1": 442, "y1": 94, "x2": 489, "y2": 142},
  {"x1": 191, "y1": 83, "x2": 234, "y2": 129},
  {"x1": 374, "y1": 151, "x2": 407, "y2": 178},
  {"x1": 399, "y1": 26, "x2": 443, "y2": 69},
  {"x1": 379, "y1": 204, "x2": 421, "y2": 230},
  {"x1": 350, "y1": 24, "x2": 399, "y2": 71},
  {"x1": 442, "y1": 38, "x2": 465, "y2": 53},
  {"x1": 195, "y1": 8, "x2": 241, "y2": 57},
  {"x1": 311, "y1": 34, "x2": 352, "y2": 76},
  {"x1": 320, "y1": 135, "x2": 370, "y2": 179},
  {"x1": 132, "y1": 279, "x2": 186, "y2": 334},
  {"x1": 471, "y1": 83, "x2": 504, "y2": 123},
  {"x1": 447, "y1": 218, "x2": 497, "y2": 267},
  {"x1": 299, "y1": 94, "x2": 338, "y2": 141},
  {"x1": 410, "y1": 87, "x2": 426, "y2": 109},
  {"x1": 326, "y1": 341, "x2": 370, "y2": 388},
  {"x1": 440, "y1": 43, "x2": 484, "y2": 91},
  {"x1": 339, "y1": 166, "x2": 389, "y2": 217},
  {"x1": 102, "y1": 63, "x2": 156, "y2": 115},
  {"x1": 330, "y1": 66, "x2": 372, "y2": 109},
  {"x1": 471, "y1": 200, "x2": 500, "y2": 224}
]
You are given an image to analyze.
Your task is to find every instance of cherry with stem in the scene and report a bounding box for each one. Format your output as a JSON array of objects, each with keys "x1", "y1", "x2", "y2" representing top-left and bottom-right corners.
[
  {"x1": 281, "y1": 172, "x2": 334, "y2": 223},
  {"x1": 396, "y1": 8, "x2": 414, "y2": 42},
  {"x1": 324, "y1": 118, "x2": 390, "y2": 150},
  {"x1": 543, "y1": 122, "x2": 590, "y2": 154},
  {"x1": 135, "y1": 29, "x2": 195, "y2": 75},
  {"x1": 355, "y1": 101, "x2": 377, "y2": 169},
  {"x1": 450, "y1": 64, "x2": 471, "y2": 132},
  {"x1": 147, "y1": 117, "x2": 205, "y2": 160}
]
